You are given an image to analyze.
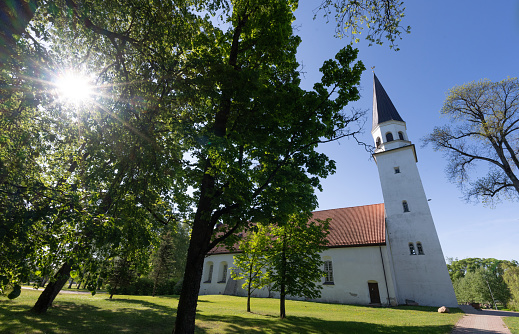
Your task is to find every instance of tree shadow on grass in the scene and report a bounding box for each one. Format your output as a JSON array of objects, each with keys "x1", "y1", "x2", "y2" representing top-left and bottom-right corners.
[
  {"x1": 195, "y1": 312, "x2": 456, "y2": 334},
  {"x1": 194, "y1": 304, "x2": 463, "y2": 334},
  {"x1": 0, "y1": 297, "x2": 185, "y2": 334}
]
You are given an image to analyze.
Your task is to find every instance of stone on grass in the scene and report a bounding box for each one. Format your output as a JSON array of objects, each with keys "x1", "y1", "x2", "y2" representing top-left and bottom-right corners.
[{"x1": 438, "y1": 306, "x2": 449, "y2": 313}]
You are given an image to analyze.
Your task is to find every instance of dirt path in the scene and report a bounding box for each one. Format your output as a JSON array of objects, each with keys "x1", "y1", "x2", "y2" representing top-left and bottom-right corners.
[{"x1": 451, "y1": 305, "x2": 519, "y2": 334}]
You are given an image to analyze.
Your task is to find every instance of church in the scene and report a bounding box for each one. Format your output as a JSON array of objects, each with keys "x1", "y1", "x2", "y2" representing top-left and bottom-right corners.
[{"x1": 199, "y1": 74, "x2": 458, "y2": 307}]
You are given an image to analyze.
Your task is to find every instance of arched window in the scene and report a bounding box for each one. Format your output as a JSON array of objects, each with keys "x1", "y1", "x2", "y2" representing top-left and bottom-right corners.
[
  {"x1": 402, "y1": 200, "x2": 410, "y2": 212},
  {"x1": 386, "y1": 132, "x2": 394, "y2": 142},
  {"x1": 409, "y1": 243, "x2": 416, "y2": 255},
  {"x1": 417, "y1": 242, "x2": 424, "y2": 255},
  {"x1": 398, "y1": 131, "x2": 405, "y2": 140},
  {"x1": 376, "y1": 137, "x2": 381, "y2": 148},
  {"x1": 218, "y1": 262, "x2": 228, "y2": 283},
  {"x1": 204, "y1": 262, "x2": 214, "y2": 283}
]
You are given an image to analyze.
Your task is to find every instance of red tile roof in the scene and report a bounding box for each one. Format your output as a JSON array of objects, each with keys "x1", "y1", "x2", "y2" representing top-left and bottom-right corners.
[
  {"x1": 209, "y1": 203, "x2": 386, "y2": 254},
  {"x1": 312, "y1": 203, "x2": 386, "y2": 248}
]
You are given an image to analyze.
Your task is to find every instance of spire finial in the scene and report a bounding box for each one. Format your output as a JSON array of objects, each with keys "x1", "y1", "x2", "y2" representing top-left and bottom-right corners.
[{"x1": 371, "y1": 66, "x2": 375, "y2": 72}]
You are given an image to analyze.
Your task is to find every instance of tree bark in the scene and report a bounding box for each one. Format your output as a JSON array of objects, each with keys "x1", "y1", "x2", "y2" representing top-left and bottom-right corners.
[
  {"x1": 173, "y1": 169, "x2": 216, "y2": 333},
  {"x1": 30, "y1": 261, "x2": 72, "y2": 314},
  {"x1": 280, "y1": 236, "x2": 287, "y2": 319},
  {"x1": 172, "y1": 217, "x2": 212, "y2": 333},
  {"x1": 247, "y1": 263, "x2": 252, "y2": 312}
]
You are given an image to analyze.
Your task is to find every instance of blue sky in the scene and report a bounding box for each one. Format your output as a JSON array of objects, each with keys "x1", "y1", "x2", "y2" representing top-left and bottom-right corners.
[{"x1": 294, "y1": 1, "x2": 519, "y2": 262}]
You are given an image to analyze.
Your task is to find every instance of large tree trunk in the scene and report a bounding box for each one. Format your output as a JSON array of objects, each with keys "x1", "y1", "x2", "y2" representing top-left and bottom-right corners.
[
  {"x1": 30, "y1": 261, "x2": 72, "y2": 314},
  {"x1": 173, "y1": 172, "x2": 216, "y2": 333},
  {"x1": 172, "y1": 220, "x2": 212, "y2": 333}
]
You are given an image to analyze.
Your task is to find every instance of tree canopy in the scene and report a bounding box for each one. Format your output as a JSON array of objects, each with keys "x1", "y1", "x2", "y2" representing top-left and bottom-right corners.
[
  {"x1": 1, "y1": 0, "x2": 412, "y2": 332},
  {"x1": 424, "y1": 78, "x2": 519, "y2": 206}
]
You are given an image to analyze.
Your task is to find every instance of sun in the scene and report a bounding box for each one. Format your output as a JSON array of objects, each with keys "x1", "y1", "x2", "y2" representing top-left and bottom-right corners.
[{"x1": 55, "y1": 71, "x2": 93, "y2": 104}]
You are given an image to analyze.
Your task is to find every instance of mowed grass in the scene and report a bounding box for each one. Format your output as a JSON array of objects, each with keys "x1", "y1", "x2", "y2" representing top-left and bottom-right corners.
[
  {"x1": 505, "y1": 317, "x2": 519, "y2": 334},
  {"x1": 0, "y1": 289, "x2": 464, "y2": 333}
]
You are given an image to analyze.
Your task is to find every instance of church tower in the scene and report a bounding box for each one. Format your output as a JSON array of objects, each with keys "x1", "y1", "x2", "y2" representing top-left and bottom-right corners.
[{"x1": 371, "y1": 74, "x2": 458, "y2": 307}]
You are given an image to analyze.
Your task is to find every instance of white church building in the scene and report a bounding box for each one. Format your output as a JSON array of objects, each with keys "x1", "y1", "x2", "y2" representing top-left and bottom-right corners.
[{"x1": 199, "y1": 74, "x2": 458, "y2": 307}]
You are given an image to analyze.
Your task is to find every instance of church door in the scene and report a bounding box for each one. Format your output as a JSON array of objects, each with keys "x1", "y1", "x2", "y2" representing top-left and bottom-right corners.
[{"x1": 368, "y1": 282, "x2": 381, "y2": 304}]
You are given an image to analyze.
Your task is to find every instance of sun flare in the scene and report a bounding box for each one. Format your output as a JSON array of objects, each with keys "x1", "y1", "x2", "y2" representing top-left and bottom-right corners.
[{"x1": 55, "y1": 71, "x2": 93, "y2": 104}]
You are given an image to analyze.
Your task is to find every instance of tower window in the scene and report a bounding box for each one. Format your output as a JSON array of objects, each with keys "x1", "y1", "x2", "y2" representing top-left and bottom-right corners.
[
  {"x1": 417, "y1": 242, "x2": 424, "y2": 255},
  {"x1": 376, "y1": 137, "x2": 381, "y2": 148},
  {"x1": 409, "y1": 243, "x2": 416, "y2": 255},
  {"x1": 386, "y1": 132, "x2": 394, "y2": 142},
  {"x1": 398, "y1": 131, "x2": 405, "y2": 140},
  {"x1": 394, "y1": 167, "x2": 400, "y2": 174},
  {"x1": 402, "y1": 200, "x2": 410, "y2": 212}
]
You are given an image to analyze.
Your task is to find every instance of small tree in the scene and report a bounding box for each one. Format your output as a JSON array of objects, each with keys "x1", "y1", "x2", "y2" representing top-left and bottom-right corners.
[
  {"x1": 150, "y1": 230, "x2": 176, "y2": 297},
  {"x1": 230, "y1": 224, "x2": 272, "y2": 312},
  {"x1": 106, "y1": 257, "x2": 137, "y2": 299},
  {"x1": 267, "y1": 214, "x2": 330, "y2": 318}
]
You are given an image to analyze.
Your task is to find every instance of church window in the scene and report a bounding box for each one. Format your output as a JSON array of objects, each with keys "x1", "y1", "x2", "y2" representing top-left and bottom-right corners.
[
  {"x1": 386, "y1": 132, "x2": 394, "y2": 142},
  {"x1": 218, "y1": 262, "x2": 228, "y2": 283},
  {"x1": 394, "y1": 167, "x2": 400, "y2": 174},
  {"x1": 417, "y1": 242, "x2": 424, "y2": 255},
  {"x1": 402, "y1": 200, "x2": 410, "y2": 212},
  {"x1": 398, "y1": 131, "x2": 405, "y2": 140},
  {"x1": 376, "y1": 137, "x2": 381, "y2": 148},
  {"x1": 409, "y1": 243, "x2": 417, "y2": 255},
  {"x1": 204, "y1": 262, "x2": 213, "y2": 283},
  {"x1": 324, "y1": 260, "x2": 334, "y2": 284}
]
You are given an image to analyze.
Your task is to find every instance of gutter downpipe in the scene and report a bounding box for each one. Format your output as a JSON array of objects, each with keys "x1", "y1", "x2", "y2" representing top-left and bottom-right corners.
[{"x1": 379, "y1": 246, "x2": 390, "y2": 306}]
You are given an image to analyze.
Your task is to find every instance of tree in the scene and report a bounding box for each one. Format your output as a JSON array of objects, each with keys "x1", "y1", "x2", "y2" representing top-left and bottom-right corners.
[
  {"x1": 317, "y1": 0, "x2": 411, "y2": 50},
  {"x1": 106, "y1": 256, "x2": 137, "y2": 299},
  {"x1": 230, "y1": 224, "x2": 272, "y2": 312},
  {"x1": 447, "y1": 257, "x2": 516, "y2": 281},
  {"x1": 502, "y1": 263, "x2": 519, "y2": 311},
  {"x1": 453, "y1": 267, "x2": 510, "y2": 307},
  {"x1": 1, "y1": 1, "x2": 410, "y2": 331},
  {"x1": 150, "y1": 224, "x2": 189, "y2": 297},
  {"x1": 424, "y1": 78, "x2": 519, "y2": 205},
  {"x1": 267, "y1": 214, "x2": 330, "y2": 319}
]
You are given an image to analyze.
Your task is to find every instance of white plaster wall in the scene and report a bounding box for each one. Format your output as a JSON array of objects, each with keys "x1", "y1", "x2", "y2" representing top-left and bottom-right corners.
[
  {"x1": 199, "y1": 253, "x2": 237, "y2": 296},
  {"x1": 317, "y1": 246, "x2": 396, "y2": 306},
  {"x1": 374, "y1": 144, "x2": 458, "y2": 307},
  {"x1": 371, "y1": 121, "x2": 409, "y2": 152},
  {"x1": 199, "y1": 246, "x2": 398, "y2": 306}
]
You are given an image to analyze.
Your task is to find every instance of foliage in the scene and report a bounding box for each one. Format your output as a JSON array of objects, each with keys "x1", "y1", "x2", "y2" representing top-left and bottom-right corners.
[
  {"x1": 267, "y1": 214, "x2": 330, "y2": 318},
  {"x1": 424, "y1": 78, "x2": 519, "y2": 206},
  {"x1": 503, "y1": 263, "x2": 519, "y2": 311},
  {"x1": 0, "y1": 291, "x2": 464, "y2": 334},
  {"x1": 230, "y1": 224, "x2": 272, "y2": 312},
  {"x1": 446, "y1": 257, "x2": 517, "y2": 281},
  {"x1": 106, "y1": 257, "x2": 138, "y2": 299},
  {"x1": 453, "y1": 267, "x2": 510, "y2": 306},
  {"x1": 150, "y1": 223, "x2": 189, "y2": 297},
  {"x1": 0, "y1": 0, "x2": 410, "y2": 329},
  {"x1": 316, "y1": 0, "x2": 411, "y2": 50}
]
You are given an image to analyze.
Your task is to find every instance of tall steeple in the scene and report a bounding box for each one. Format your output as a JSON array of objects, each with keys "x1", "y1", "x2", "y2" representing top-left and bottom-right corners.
[
  {"x1": 371, "y1": 74, "x2": 410, "y2": 154},
  {"x1": 371, "y1": 74, "x2": 458, "y2": 307},
  {"x1": 372, "y1": 74, "x2": 404, "y2": 131}
]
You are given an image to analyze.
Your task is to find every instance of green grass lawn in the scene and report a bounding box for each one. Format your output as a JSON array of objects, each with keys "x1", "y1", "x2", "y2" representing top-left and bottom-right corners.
[
  {"x1": 505, "y1": 317, "x2": 519, "y2": 334},
  {"x1": 1, "y1": 289, "x2": 464, "y2": 333}
]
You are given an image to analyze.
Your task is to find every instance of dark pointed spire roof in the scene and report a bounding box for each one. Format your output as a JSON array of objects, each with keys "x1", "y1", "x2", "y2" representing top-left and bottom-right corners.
[{"x1": 372, "y1": 74, "x2": 404, "y2": 130}]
